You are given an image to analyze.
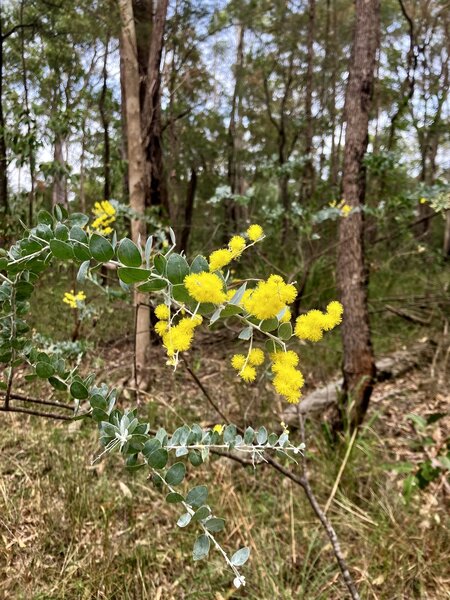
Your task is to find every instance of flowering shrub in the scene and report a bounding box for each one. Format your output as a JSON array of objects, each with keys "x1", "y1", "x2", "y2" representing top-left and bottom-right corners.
[{"x1": 0, "y1": 204, "x2": 343, "y2": 588}]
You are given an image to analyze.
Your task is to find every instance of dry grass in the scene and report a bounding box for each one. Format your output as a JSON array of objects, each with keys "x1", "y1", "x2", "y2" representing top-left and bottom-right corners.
[{"x1": 1, "y1": 334, "x2": 449, "y2": 600}]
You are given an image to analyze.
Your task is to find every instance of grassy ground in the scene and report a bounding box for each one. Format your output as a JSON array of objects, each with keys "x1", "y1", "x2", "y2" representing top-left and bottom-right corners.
[
  {"x1": 1, "y1": 334, "x2": 449, "y2": 599},
  {"x1": 1, "y1": 235, "x2": 449, "y2": 599}
]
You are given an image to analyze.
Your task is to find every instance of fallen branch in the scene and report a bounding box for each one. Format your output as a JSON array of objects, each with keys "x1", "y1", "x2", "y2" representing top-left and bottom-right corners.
[{"x1": 281, "y1": 341, "x2": 434, "y2": 423}]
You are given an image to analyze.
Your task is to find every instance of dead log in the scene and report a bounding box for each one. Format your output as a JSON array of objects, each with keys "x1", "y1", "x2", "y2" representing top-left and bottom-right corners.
[{"x1": 281, "y1": 341, "x2": 435, "y2": 422}]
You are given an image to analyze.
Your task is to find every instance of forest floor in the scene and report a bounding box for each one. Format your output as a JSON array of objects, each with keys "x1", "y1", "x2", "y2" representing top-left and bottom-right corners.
[{"x1": 1, "y1": 329, "x2": 449, "y2": 600}]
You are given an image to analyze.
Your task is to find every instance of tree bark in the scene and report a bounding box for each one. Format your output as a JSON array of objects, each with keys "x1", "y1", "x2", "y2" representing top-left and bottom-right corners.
[
  {"x1": 52, "y1": 134, "x2": 67, "y2": 207},
  {"x1": 140, "y1": 0, "x2": 169, "y2": 213},
  {"x1": 119, "y1": 0, "x2": 150, "y2": 386},
  {"x1": 337, "y1": 0, "x2": 379, "y2": 430},
  {"x1": 300, "y1": 0, "x2": 316, "y2": 202},
  {"x1": 444, "y1": 210, "x2": 450, "y2": 258},
  {"x1": 0, "y1": 13, "x2": 8, "y2": 220},
  {"x1": 225, "y1": 23, "x2": 245, "y2": 237},
  {"x1": 178, "y1": 168, "x2": 197, "y2": 254},
  {"x1": 99, "y1": 35, "x2": 111, "y2": 201}
]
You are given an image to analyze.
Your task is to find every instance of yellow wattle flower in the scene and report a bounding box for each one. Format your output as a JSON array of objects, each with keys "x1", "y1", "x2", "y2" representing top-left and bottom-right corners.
[
  {"x1": 91, "y1": 200, "x2": 116, "y2": 235},
  {"x1": 248, "y1": 348, "x2": 264, "y2": 366},
  {"x1": 246, "y1": 224, "x2": 263, "y2": 242},
  {"x1": 228, "y1": 235, "x2": 246, "y2": 257},
  {"x1": 242, "y1": 274, "x2": 297, "y2": 320},
  {"x1": 209, "y1": 248, "x2": 233, "y2": 272},
  {"x1": 184, "y1": 272, "x2": 227, "y2": 304},
  {"x1": 155, "y1": 304, "x2": 170, "y2": 320}
]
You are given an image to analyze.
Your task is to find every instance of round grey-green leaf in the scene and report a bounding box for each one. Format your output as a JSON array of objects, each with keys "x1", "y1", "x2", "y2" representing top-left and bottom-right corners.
[
  {"x1": 50, "y1": 239, "x2": 74, "y2": 260},
  {"x1": 193, "y1": 505, "x2": 211, "y2": 521},
  {"x1": 36, "y1": 361, "x2": 55, "y2": 379},
  {"x1": 118, "y1": 267, "x2": 151, "y2": 284},
  {"x1": 166, "y1": 492, "x2": 184, "y2": 503},
  {"x1": 165, "y1": 462, "x2": 186, "y2": 486},
  {"x1": 138, "y1": 279, "x2": 167, "y2": 292},
  {"x1": 261, "y1": 318, "x2": 279, "y2": 332},
  {"x1": 204, "y1": 517, "x2": 225, "y2": 533},
  {"x1": 166, "y1": 253, "x2": 189, "y2": 284},
  {"x1": 147, "y1": 448, "x2": 168, "y2": 469},
  {"x1": 186, "y1": 485, "x2": 208, "y2": 508},
  {"x1": 89, "y1": 234, "x2": 114, "y2": 262},
  {"x1": 193, "y1": 534, "x2": 210, "y2": 561},
  {"x1": 117, "y1": 238, "x2": 142, "y2": 267},
  {"x1": 190, "y1": 255, "x2": 209, "y2": 274},
  {"x1": 48, "y1": 376, "x2": 67, "y2": 391},
  {"x1": 230, "y1": 547, "x2": 250, "y2": 566},
  {"x1": 70, "y1": 381, "x2": 89, "y2": 400},
  {"x1": 37, "y1": 209, "x2": 53, "y2": 226},
  {"x1": 177, "y1": 512, "x2": 192, "y2": 528},
  {"x1": 278, "y1": 322, "x2": 293, "y2": 340}
]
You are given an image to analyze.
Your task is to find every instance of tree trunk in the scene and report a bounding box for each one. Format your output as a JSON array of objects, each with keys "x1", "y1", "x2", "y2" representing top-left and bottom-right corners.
[
  {"x1": 140, "y1": 0, "x2": 169, "y2": 214},
  {"x1": 119, "y1": 0, "x2": 150, "y2": 387},
  {"x1": 225, "y1": 23, "x2": 245, "y2": 237},
  {"x1": 20, "y1": 0, "x2": 35, "y2": 225},
  {"x1": 99, "y1": 35, "x2": 111, "y2": 201},
  {"x1": 336, "y1": 0, "x2": 379, "y2": 430},
  {"x1": 0, "y1": 17, "x2": 8, "y2": 220},
  {"x1": 52, "y1": 135, "x2": 67, "y2": 207},
  {"x1": 444, "y1": 210, "x2": 450, "y2": 258},
  {"x1": 300, "y1": 0, "x2": 316, "y2": 202},
  {"x1": 178, "y1": 168, "x2": 197, "y2": 254}
]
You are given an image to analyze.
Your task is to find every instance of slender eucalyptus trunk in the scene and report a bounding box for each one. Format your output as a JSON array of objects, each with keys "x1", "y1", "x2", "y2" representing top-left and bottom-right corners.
[
  {"x1": 178, "y1": 168, "x2": 197, "y2": 254},
  {"x1": 0, "y1": 15, "x2": 8, "y2": 220},
  {"x1": 140, "y1": 0, "x2": 169, "y2": 215},
  {"x1": 52, "y1": 135, "x2": 67, "y2": 207},
  {"x1": 99, "y1": 35, "x2": 111, "y2": 201},
  {"x1": 337, "y1": 0, "x2": 379, "y2": 430},
  {"x1": 301, "y1": 0, "x2": 315, "y2": 202},
  {"x1": 119, "y1": 0, "x2": 150, "y2": 387},
  {"x1": 225, "y1": 24, "x2": 245, "y2": 237}
]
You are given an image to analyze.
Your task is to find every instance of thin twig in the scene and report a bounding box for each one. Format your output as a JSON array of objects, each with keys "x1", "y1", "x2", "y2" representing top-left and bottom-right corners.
[
  {"x1": 2, "y1": 392, "x2": 73, "y2": 411},
  {"x1": 182, "y1": 357, "x2": 231, "y2": 425},
  {"x1": 0, "y1": 406, "x2": 72, "y2": 420}
]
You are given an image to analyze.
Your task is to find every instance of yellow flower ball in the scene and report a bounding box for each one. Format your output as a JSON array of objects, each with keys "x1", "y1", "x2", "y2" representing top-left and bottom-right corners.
[
  {"x1": 209, "y1": 248, "x2": 233, "y2": 272},
  {"x1": 248, "y1": 348, "x2": 264, "y2": 366},
  {"x1": 228, "y1": 235, "x2": 246, "y2": 257},
  {"x1": 246, "y1": 224, "x2": 264, "y2": 242},
  {"x1": 239, "y1": 365, "x2": 256, "y2": 382},
  {"x1": 184, "y1": 272, "x2": 227, "y2": 304},
  {"x1": 155, "y1": 304, "x2": 170, "y2": 320},
  {"x1": 231, "y1": 354, "x2": 246, "y2": 370}
]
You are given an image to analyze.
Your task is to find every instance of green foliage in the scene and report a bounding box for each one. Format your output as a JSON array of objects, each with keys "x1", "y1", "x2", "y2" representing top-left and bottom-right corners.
[{"x1": 0, "y1": 208, "x2": 309, "y2": 588}]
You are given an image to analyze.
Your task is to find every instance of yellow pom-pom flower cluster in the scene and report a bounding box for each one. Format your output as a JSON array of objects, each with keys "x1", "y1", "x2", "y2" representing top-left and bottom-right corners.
[
  {"x1": 62, "y1": 290, "x2": 86, "y2": 309},
  {"x1": 271, "y1": 350, "x2": 304, "y2": 404},
  {"x1": 295, "y1": 301, "x2": 343, "y2": 342},
  {"x1": 155, "y1": 304, "x2": 170, "y2": 320},
  {"x1": 208, "y1": 226, "x2": 264, "y2": 272},
  {"x1": 242, "y1": 274, "x2": 297, "y2": 320},
  {"x1": 154, "y1": 312, "x2": 203, "y2": 359},
  {"x1": 231, "y1": 347, "x2": 265, "y2": 382},
  {"x1": 184, "y1": 272, "x2": 227, "y2": 304},
  {"x1": 246, "y1": 224, "x2": 264, "y2": 242},
  {"x1": 92, "y1": 200, "x2": 116, "y2": 235}
]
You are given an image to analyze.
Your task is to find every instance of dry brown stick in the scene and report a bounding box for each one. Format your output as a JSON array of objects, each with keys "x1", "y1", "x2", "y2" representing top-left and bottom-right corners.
[
  {"x1": 385, "y1": 304, "x2": 431, "y2": 325},
  {"x1": 182, "y1": 357, "x2": 231, "y2": 425},
  {"x1": 2, "y1": 392, "x2": 73, "y2": 411},
  {"x1": 0, "y1": 406, "x2": 72, "y2": 420}
]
